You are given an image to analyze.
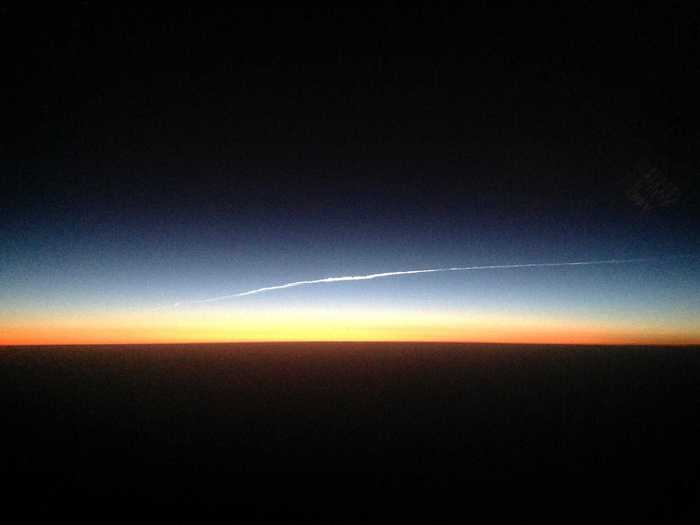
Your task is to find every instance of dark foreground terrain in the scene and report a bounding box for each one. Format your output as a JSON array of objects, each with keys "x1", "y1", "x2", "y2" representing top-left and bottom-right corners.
[{"x1": 2, "y1": 342, "x2": 699, "y2": 520}]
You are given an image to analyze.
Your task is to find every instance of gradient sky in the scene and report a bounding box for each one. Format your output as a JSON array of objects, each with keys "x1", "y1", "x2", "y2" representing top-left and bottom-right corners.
[{"x1": 3, "y1": 7, "x2": 699, "y2": 345}]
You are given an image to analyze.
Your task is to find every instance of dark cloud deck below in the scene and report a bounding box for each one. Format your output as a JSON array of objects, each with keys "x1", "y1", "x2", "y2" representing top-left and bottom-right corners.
[{"x1": 2, "y1": 342, "x2": 698, "y2": 519}]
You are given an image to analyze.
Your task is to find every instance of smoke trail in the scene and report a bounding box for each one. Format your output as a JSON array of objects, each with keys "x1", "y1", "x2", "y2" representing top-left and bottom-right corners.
[{"x1": 175, "y1": 256, "x2": 678, "y2": 306}]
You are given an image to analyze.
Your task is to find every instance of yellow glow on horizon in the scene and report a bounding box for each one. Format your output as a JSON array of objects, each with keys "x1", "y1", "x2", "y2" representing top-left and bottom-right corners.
[{"x1": 1, "y1": 305, "x2": 698, "y2": 346}]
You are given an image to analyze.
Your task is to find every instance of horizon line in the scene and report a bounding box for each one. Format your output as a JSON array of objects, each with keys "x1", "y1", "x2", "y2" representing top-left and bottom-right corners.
[{"x1": 3, "y1": 340, "x2": 699, "y2": 348}]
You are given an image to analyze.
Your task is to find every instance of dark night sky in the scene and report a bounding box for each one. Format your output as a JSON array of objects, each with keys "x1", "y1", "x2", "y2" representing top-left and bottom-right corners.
[{"x1": 2, "y1": 7, "x2": 699, "y2": 343}]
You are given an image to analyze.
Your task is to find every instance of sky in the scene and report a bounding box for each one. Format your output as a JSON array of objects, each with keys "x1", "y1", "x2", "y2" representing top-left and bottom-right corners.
[{"x1": 2, "y1": 7, "x2": 699, "y2": 345}]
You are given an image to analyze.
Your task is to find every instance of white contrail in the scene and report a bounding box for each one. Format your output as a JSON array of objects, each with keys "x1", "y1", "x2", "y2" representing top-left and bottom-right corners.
[{"x1": 170, "y1": 256, "x2": 675, "y2": 306}]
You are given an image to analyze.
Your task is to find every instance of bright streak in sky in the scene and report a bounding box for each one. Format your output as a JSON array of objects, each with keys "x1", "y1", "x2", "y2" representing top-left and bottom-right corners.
[{"x1": 177, "y1": 256, "x2": 682, "y2": 305}]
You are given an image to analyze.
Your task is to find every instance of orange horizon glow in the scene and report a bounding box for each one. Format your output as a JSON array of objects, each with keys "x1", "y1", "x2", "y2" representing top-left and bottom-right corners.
[
  {"x1": 2, "y1": 306, "x2": 698, "y2": 346},
  {"x1": 3, "y1": 337, "x2": 699, "y2": 347}
]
